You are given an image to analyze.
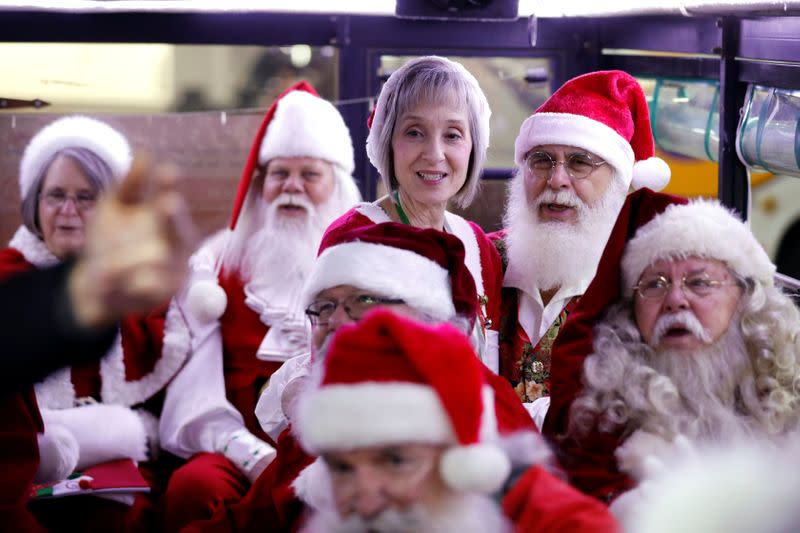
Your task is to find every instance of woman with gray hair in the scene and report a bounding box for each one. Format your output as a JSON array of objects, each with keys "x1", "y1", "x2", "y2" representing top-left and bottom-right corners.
[
  {"x1": 0, "y1": 116, "x2": 189, "y2": 531},
  {"x1": 323, "y1": 55, "x2": 503, "y2": 371}
]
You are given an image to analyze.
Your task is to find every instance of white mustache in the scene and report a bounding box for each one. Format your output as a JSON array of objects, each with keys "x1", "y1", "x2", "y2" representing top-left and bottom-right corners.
[
  {"x1": 272, "y1": 192, "x2": 315, "y2": 213},
  {"x1": 651, "y1": 310, "x2": 711, "y2": 346},
  {"x1": 535, "y1": 188, "x2": 585, "y2": 212}
]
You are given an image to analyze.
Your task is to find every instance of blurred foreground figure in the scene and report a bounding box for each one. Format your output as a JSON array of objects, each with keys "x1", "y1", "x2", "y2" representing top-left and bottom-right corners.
[
  {"x1": 0, "y1": 150, "x2": 195, "y2": 531},
  {"x1": 295, "y1": 310, "x2": 619, "y2": 533}
]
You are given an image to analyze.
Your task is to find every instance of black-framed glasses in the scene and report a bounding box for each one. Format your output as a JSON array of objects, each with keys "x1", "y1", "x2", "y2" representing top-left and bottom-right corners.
[
  {"x1": 633, "y1": 274, "x2": 737, "y2": 300},
  {"x1": 525, "y1": 151, "x2": 607, "y2": 181},
  {"x1": 41, "y1": 189, "x2": 98, "y2": 211},
  {"x1": 305, "y1": 293, "x2": 405, "y2": 326}
]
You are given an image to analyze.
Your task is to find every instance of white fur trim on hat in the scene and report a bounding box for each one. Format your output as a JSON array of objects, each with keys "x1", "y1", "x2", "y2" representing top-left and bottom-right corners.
[
  {"x1": 514, "y1": 112, "x2": 635, "y2": 189},
  {"x1": 259, "y1": 91, "x2": 355, "y2": 174},
  {"x1": 19, "y1": 116, "x2": 132, "y2": 200},
  {"x1": 621, "y1": 199, "x2": 775, "y2": 297},
  {"x1": 298, "y1": 382, "x2": 456, "y2": 452},
  {"x1": 301, "y1": 241, "x2": 456, "y2": 321},
  {"x1": 440, "y1": 442, "x2": 511, "y2": 493}
]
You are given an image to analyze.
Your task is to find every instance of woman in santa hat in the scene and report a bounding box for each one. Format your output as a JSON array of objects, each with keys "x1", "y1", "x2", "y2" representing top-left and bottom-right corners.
[
  {"x1": 323, "y1": 55, "x2": 504, "y2": 374},
  {"x1": 0, "y1": 116, "x2": 189, "y2": 531}
]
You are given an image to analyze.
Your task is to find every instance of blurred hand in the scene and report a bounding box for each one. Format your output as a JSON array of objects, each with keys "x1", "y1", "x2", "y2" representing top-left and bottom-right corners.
[{"x1": 69, "y1": 154, "x2": 196, "y2": 327}]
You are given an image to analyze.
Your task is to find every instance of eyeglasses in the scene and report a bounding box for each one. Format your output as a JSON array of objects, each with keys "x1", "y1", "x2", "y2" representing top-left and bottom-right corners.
[
  {"x1": 525, "y1": 151, "x2": 607, "y2": 181},
  {"x1": 305, "y1": 293, "x2": 405, "y2": 326},
  {"x1": 41, "y1": 190, "x2": 98, "y2": 211},
  {"x1": 633, "y1": 274, "x2": 738, "y2": 300}
]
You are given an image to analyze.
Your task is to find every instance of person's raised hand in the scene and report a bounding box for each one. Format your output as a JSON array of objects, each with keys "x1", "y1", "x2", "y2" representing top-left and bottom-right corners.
[{"x1": 69, "y1": 154, "x2": 197, "y2": 327}]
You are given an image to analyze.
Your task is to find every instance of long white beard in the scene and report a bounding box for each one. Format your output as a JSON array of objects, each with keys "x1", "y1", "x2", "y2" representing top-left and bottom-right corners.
[
  {"x1": 647, "y1": 318, "x2": 754, "y2": 441},
  {"x1": 503, "y1": 172, "x2": 627, "y2": 292},
  {"x1": 304, "y1": 492, "x2": 511, "y2": 533}
]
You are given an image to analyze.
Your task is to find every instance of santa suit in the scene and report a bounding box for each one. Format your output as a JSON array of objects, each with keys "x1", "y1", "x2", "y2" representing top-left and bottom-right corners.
[
  {"x1": 323, "y1": 203, "x2": 503, "y2": 373},
  {"x1": 0, "y1": 226, "x2": 189, "y2": 532},
  {"x1": 185, "y1": 358, "x2": 540, "y2": 533},
  {"x1": 490, "y1": 229, "x2": 586, "y2": 429},
  {"x1": 158, "y1": 229, "x2": 303, "y2": 530},
  {"x1": 542, "y1": 189, "x2": 686, "y2": 503}
]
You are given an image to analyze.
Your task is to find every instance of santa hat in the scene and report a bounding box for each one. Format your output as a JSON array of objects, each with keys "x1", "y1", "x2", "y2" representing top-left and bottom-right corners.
[
  {"x1": 621, "y1": 199, "x2": 775, "y2": 297},
  {"x1": 514, "y1": 70, "x2": 670, "y2": 192},
  {"x1": 228, "y1": 80, "x2": 356, "y2": 231},
  {"x1": 186, "y1": 81, "x2": 358, "y2": 321},
  {"x1": 302, "y1": 222, "x2": 478, "y2": 325},
  {"x1": 19, "y1": 115, "x2": 131, "y2": 200},
  {"x1": 297, "y1": 309, "x2": 511, "y2": 493}
]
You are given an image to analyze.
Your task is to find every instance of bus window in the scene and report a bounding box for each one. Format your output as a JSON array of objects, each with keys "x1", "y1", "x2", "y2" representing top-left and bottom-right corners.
[{"x1": 0, "y1": 42, "x2": 338, "y2": 243}]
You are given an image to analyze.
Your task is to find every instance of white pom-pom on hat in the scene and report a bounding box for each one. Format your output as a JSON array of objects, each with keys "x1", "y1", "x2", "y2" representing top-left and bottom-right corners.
[
  {"x1": 186, "y1": 279, "x2": 228, "y2": 323},
  {"x1": 631, "y1": 156, "x2": 671, "y2": 192},
  {"x1": 440, "y1": 442, "x2": 511, "y2": 493}
]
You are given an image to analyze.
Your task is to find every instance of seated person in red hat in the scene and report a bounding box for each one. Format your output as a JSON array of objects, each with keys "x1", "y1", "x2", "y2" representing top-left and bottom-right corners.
[
  {"x1": 295, "y1": 309, "x2": 619, "y2": 532},
  {"x1": 493, "y1": 70, "x2": 671, "y2": 427},
  {"x1": 560, "y1": 200, "x2": 800, "y2": 522},
  {"x1": 157, "y1": 81, "x2": 361, "y2": 531},
  {"x1": 185, "y1": 222, "x2": 539, "y2": 532}
]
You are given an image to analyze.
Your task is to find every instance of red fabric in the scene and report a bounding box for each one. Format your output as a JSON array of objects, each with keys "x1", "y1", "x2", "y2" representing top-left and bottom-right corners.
[
  {"x1": 318, "y1": 220, "x2": 480, "y2": 324},
  {"x1": 535, "y1": 70, "x2": 654, "y2": 163},
  {"x1": 0, "y1": 390, "x2": 44, "y2": 532},
  {"x1": 542, "y1": 188, "x2": 687, "y2": 500},
  {"x1": 502, "y1": 465, "x2": 619, "y2": 533},
  {"x1": 182, "y1": 428, "x2": 313, "y2": 533},
  {"x1": 0, "y1": 247, "x2": 34, "y2": 282},
  {"x1": 322, "y1": 208, "x2": 503, "y2": 348},
  {"x1": 217, "y1": 271, "x2": 281, "y2": 442},
  {"x1": 28, "y1": 492, "x2": 155, "y2": 533},
  {"x1": 228, "y1": 81, "x2": 320, "y2": 230},
  {"x1": 321, "y1": 310, "x2": 487, "y2": 445},
  {"x1": 161, "y1": 452, "x2": 249, "y2": 532}
]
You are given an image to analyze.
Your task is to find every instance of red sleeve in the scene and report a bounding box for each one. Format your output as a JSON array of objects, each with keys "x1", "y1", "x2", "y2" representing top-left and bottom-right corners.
[
  {"x1": 184, "y1": 427, "x2": 314, "y2": 533},
  {"x1": 0, "y1": 248, "x2": 35, "y2": 283},
  {"x1": 502, "y1": 465, "x2": 619, "y2": 533},
  {"x1": 542, "y1": 189, "x2": 687, "y2": 499},
  {"x1": 469, "y1": 222, "x2": 504, "y2": 333}
]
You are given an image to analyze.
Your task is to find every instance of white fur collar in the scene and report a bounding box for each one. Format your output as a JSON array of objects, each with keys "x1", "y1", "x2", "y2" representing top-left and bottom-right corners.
[{"x1": 9, "y1": 226, "x2": 60, "y2": 268}]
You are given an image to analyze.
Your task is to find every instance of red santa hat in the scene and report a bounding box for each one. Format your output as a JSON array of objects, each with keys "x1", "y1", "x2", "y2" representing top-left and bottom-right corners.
[
  {"x1": 227, "y1": 80, "x2": 356, "y2": 231},
  {"x1": 621, "y1": 198, "x2": 775, "y2": 297},
  {"x1": 514, "y1": 70, "x2": 670, "y2": 192},
  {"x1": 302, "y1": 222, "x2": 478, "y2": 325},
  {"x1": 187, "y1": 81, "x2": 358, "y2": 321},
  {"x1": 19, "y1": 115, "x2": 131, "y2": 200},
  {"x1": 297, "y1": 309, "x2": 511, "y2": 493}
]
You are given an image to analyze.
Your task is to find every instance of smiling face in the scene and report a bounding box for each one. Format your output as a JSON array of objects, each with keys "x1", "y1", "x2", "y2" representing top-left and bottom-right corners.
[
  {"x1": 523, "y1": 144, "x2": 614, "y2": 225},
  {"x1": 390, "y1": 98, "x2": 472, "y2": 210},
  {"x1": 37, "y1": 154, "x2": 99, "y2": 260},
  {"x1": 261, "y1": 156, "x2": 336, "y2": 218},
  {"x1": 634, "y1": 257, "x2": 743, "y2": 353}
]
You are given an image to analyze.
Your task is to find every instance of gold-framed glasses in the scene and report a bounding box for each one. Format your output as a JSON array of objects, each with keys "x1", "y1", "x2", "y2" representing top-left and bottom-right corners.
[
  {"x1": 633, "y1": 274, "x2": 737, "y2": 299},
  {"x1": 41, "y1": 190, "x2": 98, "y2": 211},
  {"x1": 525, "y1": 151, "x2": 607, "y2": 181}
]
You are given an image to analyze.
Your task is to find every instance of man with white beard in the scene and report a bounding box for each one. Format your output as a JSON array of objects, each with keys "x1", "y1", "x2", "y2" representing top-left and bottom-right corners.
[
  {"x1": 157, "y1": 82, "x2": 361, "y2": 531},
  {"x1": 296, "y1": 310, "x2": 619, "y2": 533},
  {"x1": 495, "y1": 70, "x2": 670, "y2": 423},
  {"x1": 566, "y1": 199, "x2": 800, "y2": 520}
]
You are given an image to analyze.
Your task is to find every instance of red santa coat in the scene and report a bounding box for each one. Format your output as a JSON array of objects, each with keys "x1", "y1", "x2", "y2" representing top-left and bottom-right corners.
[
  {"x1": 541, "y1": 189, "x2": 686, "y2": 502},
  {"x1": 323, "y1": 203, "x2": 504, "y2": 373}
]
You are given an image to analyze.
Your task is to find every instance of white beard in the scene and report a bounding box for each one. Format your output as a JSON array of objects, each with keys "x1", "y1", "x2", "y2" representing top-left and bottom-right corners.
[
  {"x1": 303, "y1": 492, "x2": 511, "y2": 533},
  {"x1": 503, "y1": 172, "x2": 627, "y2": 292},
  {"x1": 647, "y1": 319, "x2": 754, "y2": 441}
]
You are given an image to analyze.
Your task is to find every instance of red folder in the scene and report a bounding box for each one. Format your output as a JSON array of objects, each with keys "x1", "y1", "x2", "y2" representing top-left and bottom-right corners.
[{"x1": 30, "y1": 458, "x2": 150, "y2": 499}]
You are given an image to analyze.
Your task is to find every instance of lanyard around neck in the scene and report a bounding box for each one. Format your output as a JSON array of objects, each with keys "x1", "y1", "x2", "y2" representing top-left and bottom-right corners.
[{"x1": 393, "y1": 189, "x2": 411, "y2": 225}]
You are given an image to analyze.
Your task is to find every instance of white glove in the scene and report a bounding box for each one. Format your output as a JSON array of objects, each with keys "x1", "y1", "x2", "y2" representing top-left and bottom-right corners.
[
  {"x1": 35, "y1": 423, "x2": 79, "y2": 482},
  {"x1": 218, "y1": 428, "x2": 276, "y2": 483},
  {"x1": 41, "y1": 404, "x2": 151, "y2": 469}
]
